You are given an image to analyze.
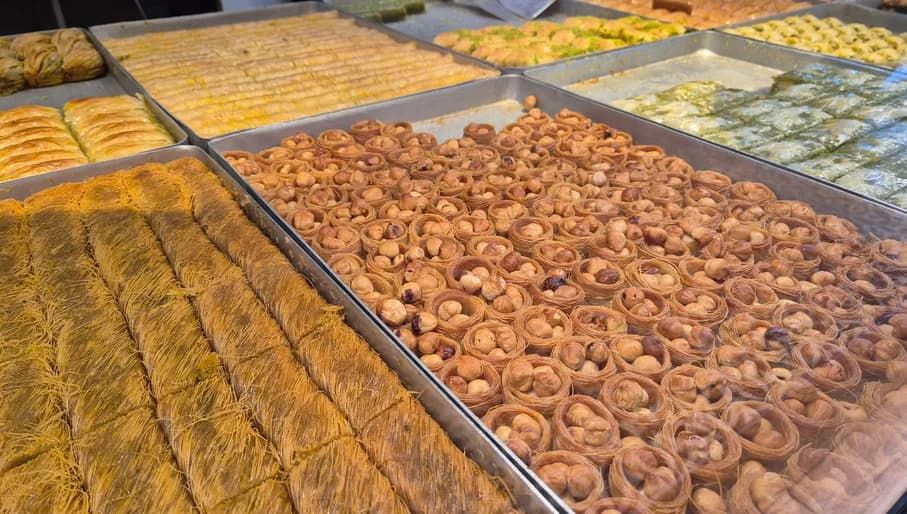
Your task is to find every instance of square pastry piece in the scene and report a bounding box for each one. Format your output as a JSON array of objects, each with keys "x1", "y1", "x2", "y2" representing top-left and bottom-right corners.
[{"x1": 749, "y1": 139, "x2": 826, "y2": 165}]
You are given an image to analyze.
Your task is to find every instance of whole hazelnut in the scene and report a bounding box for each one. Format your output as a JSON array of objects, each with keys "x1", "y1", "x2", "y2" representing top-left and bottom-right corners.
[
  {"x1": 616, "y1": 337, "x2": 644, "y2": 362},
  {"x1": 727, "y1": 404, "x2": 762, "y2": 439},
  {"x1": 457, "y1": 355, "x2": 484, "y2": 382},
  {"x1": 510, "y1": 359, "x2": 534, "y2": 392},
  {"x1": 566, "y1": 403, "x2": 594, "y2": 427},
  {"x1": 644, "y1": 466, "x2": 679, "y2": 501},
  {"x1": 532, "y1": 365, "x2": 563, "y2": 396},
  {"x1": 806, "y1": 398, "x2": 834, "y2": 420},
  {"x1": 467, "y1": 379, "x2": 491, "y2": 395},
  {"x1": 566, "y1": 465, "x2": 597, "y2": 500},
  {"x1": 445, "y1": 375, "x2": 469, "y2": 395},
  {"x1": 614, "y1": 381, "x2": 649, "y2": 411},
  {"x1": 400, "y1": 282, "x2": 422, "y2": 304},
  {"x1": 623, "y1": 447, "x2": 659, "y2": 485},
  {"x1": 537, "y1": 462, "x2": 569, "y2": 496},
  {"x1": 559, "y1": 342, "x2": 586, "y2": 371},
  {"x1": 411, "y1": 312, "x2": 438, "y2": 334},
  {"x1": 378, "y1": 299, "x2": 407, "y2": 326}
]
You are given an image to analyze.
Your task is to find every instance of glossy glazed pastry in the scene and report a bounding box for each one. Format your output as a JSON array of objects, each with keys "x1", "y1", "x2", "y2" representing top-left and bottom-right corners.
[
  {"x1": 727, "y1": 14, "x2": 907, "y2": 68},
  {"x1": 101, "y1": 11, "x2": 496, "y2": 138},
  {"x1": 433, "y1": 16, "x2": 685, "y2": 67},
  {"x1": 0, "y1": 105, "x2": 87, "y2": 180},
  {"x1": 63, "y1": 95, "x2": 173, "y2": 161}
]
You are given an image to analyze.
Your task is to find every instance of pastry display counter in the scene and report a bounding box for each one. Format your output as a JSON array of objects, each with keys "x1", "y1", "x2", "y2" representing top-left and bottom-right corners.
[{"x1": 2, "y1": 3, "x2": 907, "y2": 513}]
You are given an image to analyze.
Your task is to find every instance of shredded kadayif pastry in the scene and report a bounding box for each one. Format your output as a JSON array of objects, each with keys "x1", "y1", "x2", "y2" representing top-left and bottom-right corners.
[{"x1": 0, "y1": 157, "x2": 517, "y2": 514}]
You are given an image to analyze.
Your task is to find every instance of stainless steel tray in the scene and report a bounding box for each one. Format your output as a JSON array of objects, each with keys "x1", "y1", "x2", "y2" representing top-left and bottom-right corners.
[
  {"x1": 379, "y1": 0, "x2": 688, "y2": 73},
  {"x1": 725, "y1": 2, "x2": 907, "y2": 34},
  {"x1": 89, "y1": 2, "x2": 499, "y2": 146},
  {"x1": 525, "y1": 30, "x2": 892, "y2": 102},
  {"x1": 723, "y1": 3, "x2": 907, "y2": 71},
  {"x1": 0, "y1": 28, "x2": 186, "y2": 180},
  {"x1": 208, "y1": 75, "x2": 907, "y2": 513},
  {"x1": 525, "y1": 31, "x2": 907, "y2": 219},
  {"x1": 209, "y1": 75, "x2": 907, "y2": 237},
  {"x1": 0, "y1": 144, "x2": 558, "y2": 514}
]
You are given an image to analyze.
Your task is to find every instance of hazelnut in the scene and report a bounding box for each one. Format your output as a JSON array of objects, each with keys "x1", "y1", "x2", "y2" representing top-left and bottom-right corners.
[
  {"x1": 644, "y1": 466, "x2": 679, "y2": 501},
  {"x1": 586, "y1": 342, "x2": 609, "y2": 364},
  {"x1": 510, "y1": 359, "x2": 534, "y2": 392},
  {"x1": 753, "y1": 429, "x2": 785, "y2": 449},
  {"x1": 350, "y1": 275, "x2": 375, "y2": 295},
  {"x1": 727, "y1": 404, "x2": 761, "y2": 439},
  {"x1": 445, "y1": 375, "x2": 469, "y2": 395},
  {"x1": 400, "y1": 282, "x2": 422, "y2": 304},
  {"x1": 421, "y1": 354, "x2": 444, "y2": 368},
  {"x1": 559, "y1": 342, "x2": 586, "y2": 371},
  {"x1": 459, "y1": 273, "x2": 483, "y2": 294},
  {"x1": 472, "y1": 328, "x2": 497, "y2": 354},
  {"x1": 506, "y1": 437, "x2": 531, "y2": 464},
  {"x1": 467, "y1": 379, "x2": 491, "y2": 395},
  {"x1": 378, "y1": 299, "x2": 407, "y2": 326},
  {"x1": 806, "y1": 398, "x2": 834, "y2": 420},
  {"x1": 526, "y1": 317, "x2": 553, "y2": 338},
  {"x1": 537, "y1": 462, "x2": 569, "y2": 496},
  {"x1": 457, "y1": 355, "x2": 484, "y2": 381},
  {"x1": 874, "y1": 339, "x2": 901, "y2": 361},
  {"x1": 633, "y1": 355, "x2": 661, "y2": 373},
  {"x1": 492, "y1": 294, "x2": 516, "y2": 313},
  {"x1": 693, "y1": 488, "x2": 725, "y2": 514},
  {"x1": 532, "y1": 365, "x2": 563, "y2": 397},
  {"x1": 578, "y1": 361, "x2": 599, "y2": 374},
  {"x1": 708, "y1": 439, "x2": 725, "y2": 461},
  {"x1": 411, "y1": 312, "x2": 438, "y2": 334},
  {"x1": 566, "y1": 403, "x2": 594, "y2": 427},
  {"x1": 614, "y1": 381, "x2": 649, "y2": 411},
  {"x1": 438, "y1": 300, "x2": 463, "y2": 321},
  {"x1": 616, "y1": 337, "x2": 644, "y2": 362},
  {"x1": 623, "y1": 448, "x2": 659, "y2": 485},
  {"x1": 566, "y1": 465, "x2": 597, "y2": 500},
  {"x1": 417, "y1": 333, "x2": 441, "y2": 355}
]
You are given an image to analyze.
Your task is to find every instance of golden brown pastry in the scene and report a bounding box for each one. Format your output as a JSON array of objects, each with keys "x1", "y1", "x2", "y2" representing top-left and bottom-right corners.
[
  {"x1": 63, "y1": 95, "x2": 173, "y2": 162},
  {"x1": 23, "y1": 44, "x2": 63, "y2": 87},
  {"x1": 0, "y1": 105, "x2": 87, "y2": 181}
]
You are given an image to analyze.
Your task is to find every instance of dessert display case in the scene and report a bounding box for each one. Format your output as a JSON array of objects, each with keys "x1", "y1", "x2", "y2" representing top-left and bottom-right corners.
[
  {"x1": 211, "y1": 75, "x2": 907, "y2": 513},
  {"x1": 2, "y1": 3, "x2": 907, "y2": 513}
]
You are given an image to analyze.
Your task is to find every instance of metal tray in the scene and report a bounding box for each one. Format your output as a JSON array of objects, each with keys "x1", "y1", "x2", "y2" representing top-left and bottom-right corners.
[
  {"x1": 723, "y1": 3, "x2": 907, "y2": 70},
  {"x1": 378, "y1": 0, "x2": 689, "y2": 73},
  {"x1": 89, "y1": 2, "x2": 499, "y2": 145},
  {"x1": 0, "y1": 28, "x2": 187, "y2": 182},
  {"x1": 524, "y1": 30, "x2": 894, "y2": 102},
  {"x1": 209, "y1": 75, "x2": 907, "y2": 512},
  {"x1": 0, "y1": 144, "x2": 558, "y2": 514},
  {"x1": 725, "y1": 2, "x2": 907, "y2": 33},
  {"x1": 525, "y1": 31, "x2": 907, "y2": 218},
  {"x1": 209, "y1": 74, "x2": 907, "y2": 236}
]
